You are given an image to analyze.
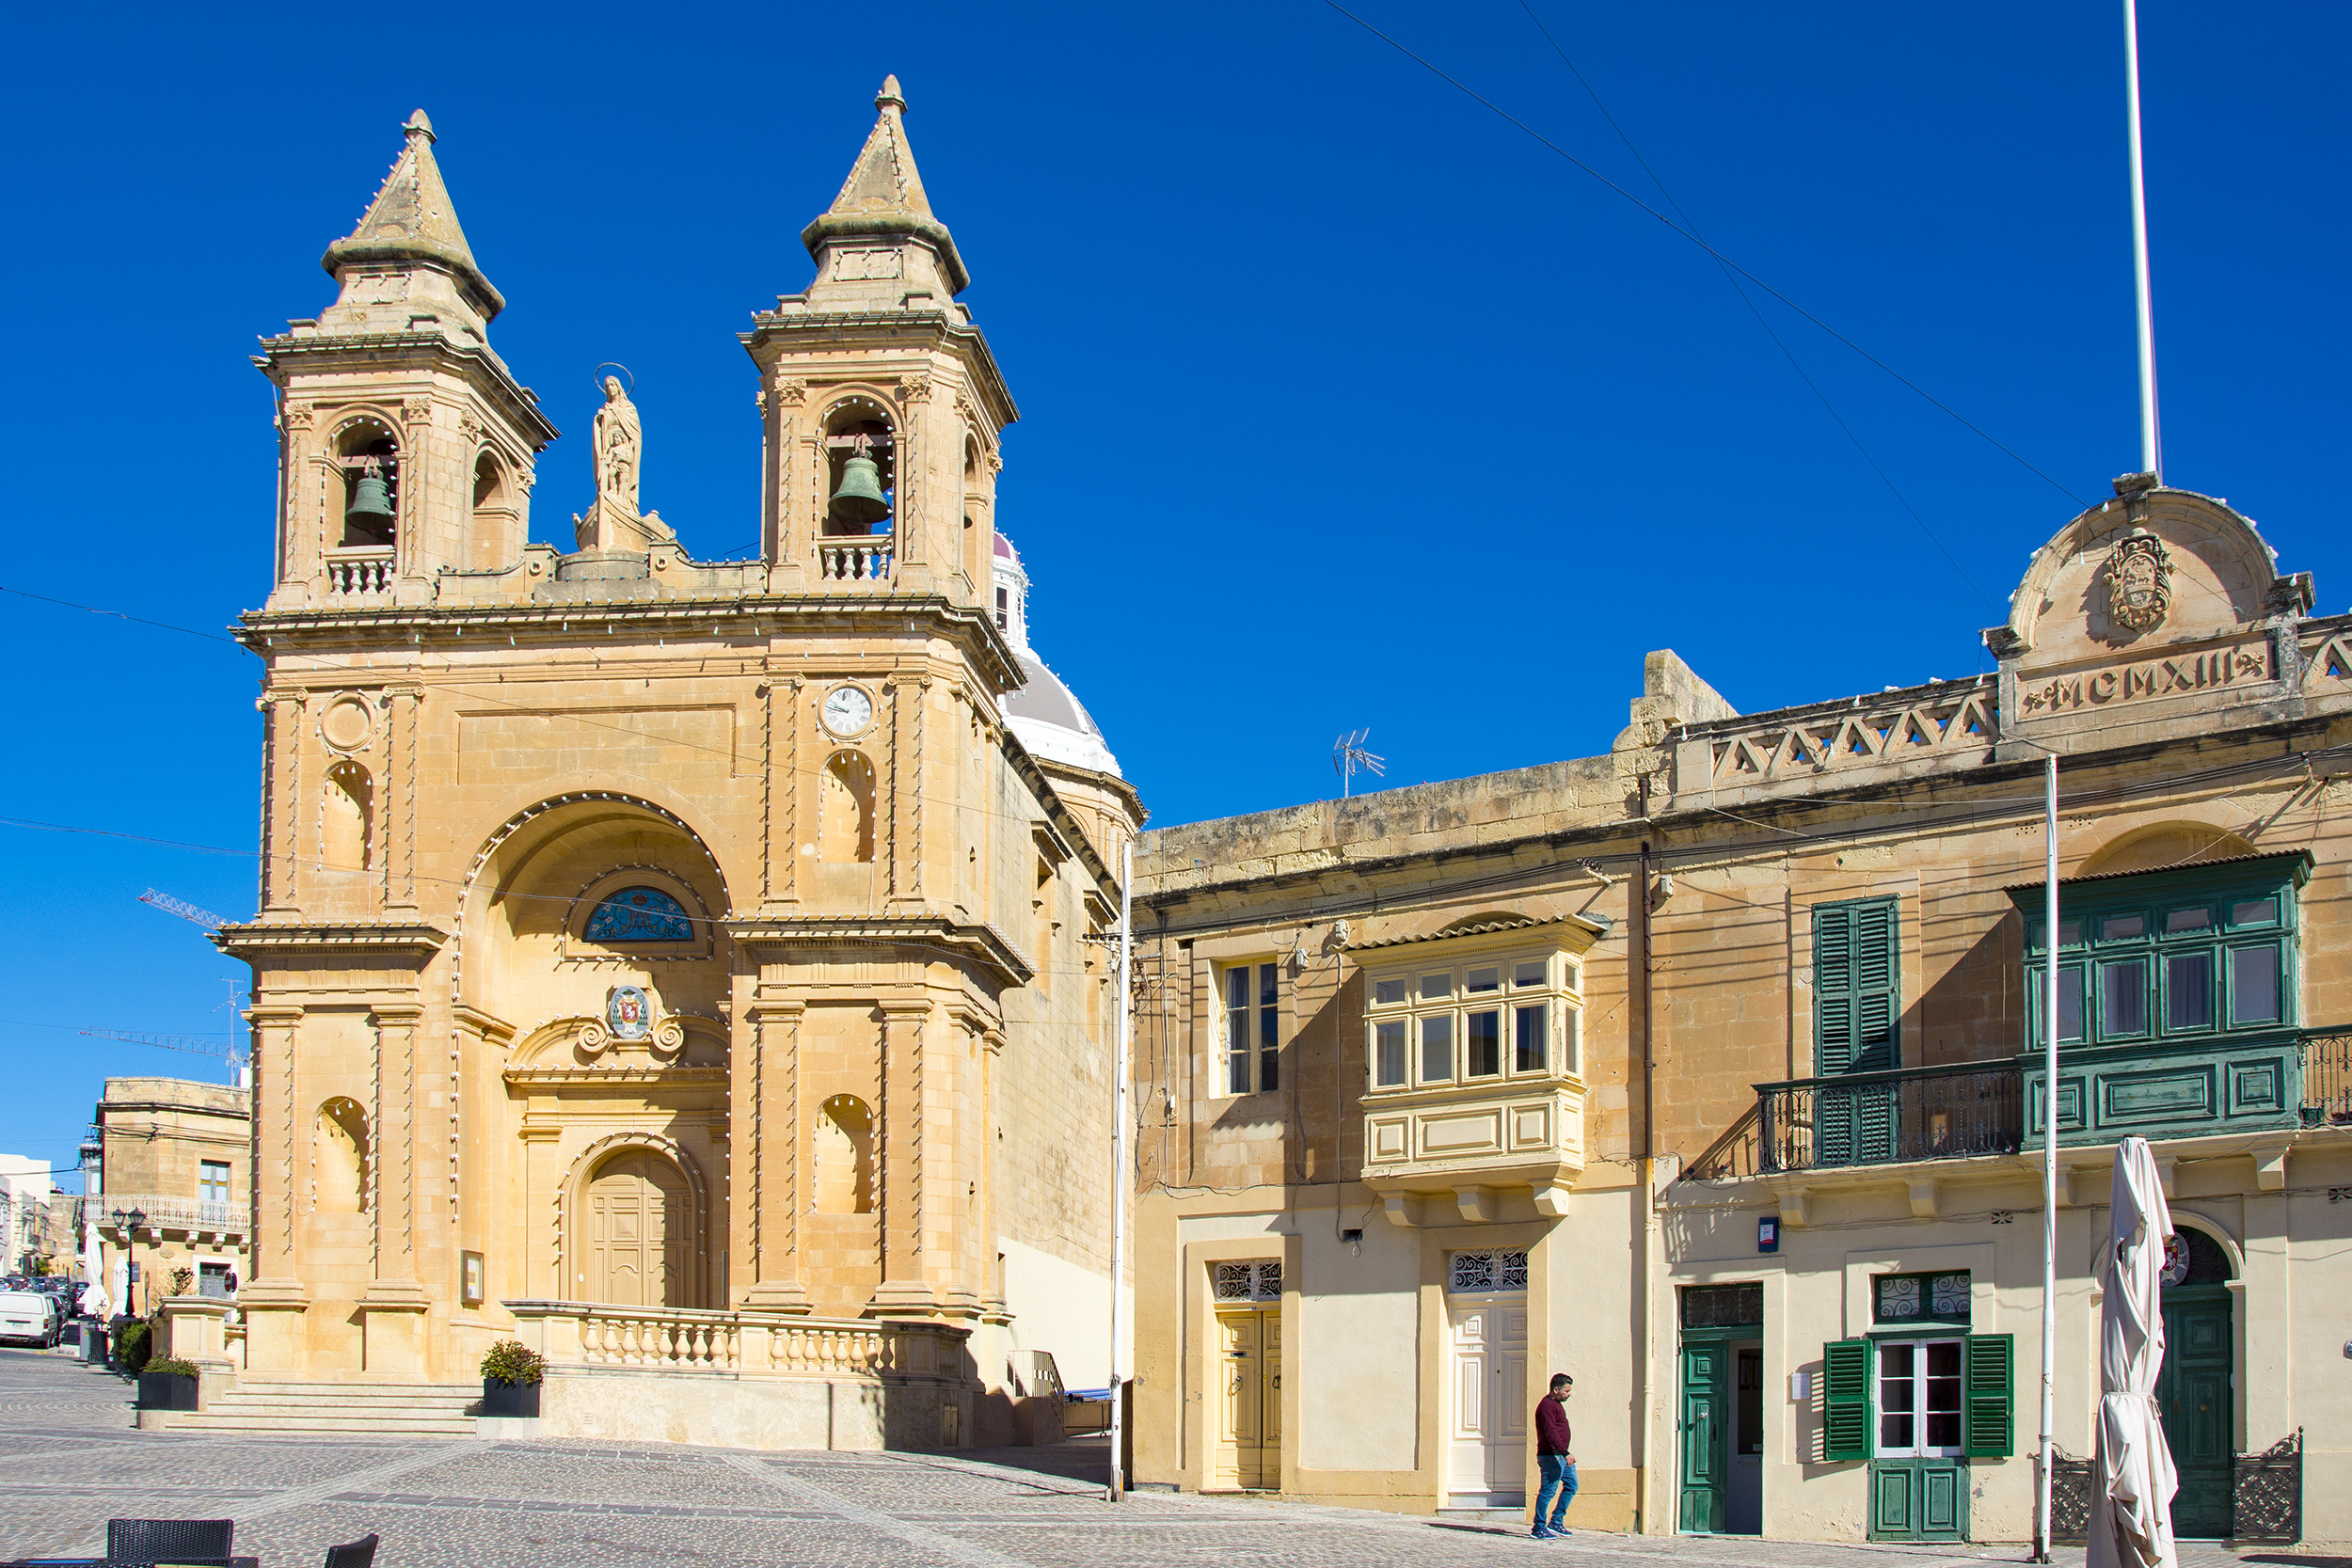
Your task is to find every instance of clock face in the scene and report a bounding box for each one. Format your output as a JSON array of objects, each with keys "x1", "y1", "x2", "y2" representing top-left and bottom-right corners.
[{"x1": 821, "y1": 685, "x2": 873, "y2": 737}]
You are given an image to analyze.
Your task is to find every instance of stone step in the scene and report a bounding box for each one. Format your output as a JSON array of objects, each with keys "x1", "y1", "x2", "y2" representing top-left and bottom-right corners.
[{"x1": 169, "y1": 1411, "x2": 478, "y2": 1434}]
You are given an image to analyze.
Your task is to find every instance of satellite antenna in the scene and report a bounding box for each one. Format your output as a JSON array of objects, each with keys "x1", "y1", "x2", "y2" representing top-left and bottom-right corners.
[{"x1": 1332, "y1": 729, "x2": 1386, "y2": 799}]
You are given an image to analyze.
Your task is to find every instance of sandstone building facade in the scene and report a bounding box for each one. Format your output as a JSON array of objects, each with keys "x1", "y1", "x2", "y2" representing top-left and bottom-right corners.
[
  {"x1": 87, "y1": 1077, "x2": 252, "y2": 1313},
  {"x1": 1128, "y1": 478, "x2": 2352, "y2": 1545},
  {"x1": 202, "y1": 84, "x2": 1140, "y2": 1447}
]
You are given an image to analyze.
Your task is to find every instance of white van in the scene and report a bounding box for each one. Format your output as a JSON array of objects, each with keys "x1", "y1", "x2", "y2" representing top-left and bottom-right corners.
[{"x1": 0, "y1": 1291, "x2": 58, "y2": 1348}]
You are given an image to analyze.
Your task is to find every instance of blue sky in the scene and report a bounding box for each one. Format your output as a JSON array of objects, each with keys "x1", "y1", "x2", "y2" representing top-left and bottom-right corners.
[{"x1": 1, "y1": 1, "x2": 2345, "y2": 1185}]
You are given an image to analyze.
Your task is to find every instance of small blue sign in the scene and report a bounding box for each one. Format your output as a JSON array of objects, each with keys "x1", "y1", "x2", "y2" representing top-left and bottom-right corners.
[{"x1": 1757, "y1": 1216, "x2": 1779, "y2": 1254}]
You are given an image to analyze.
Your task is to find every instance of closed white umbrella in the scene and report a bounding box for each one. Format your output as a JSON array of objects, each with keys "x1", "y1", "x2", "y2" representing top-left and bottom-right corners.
[
  {"x1": 78, "y1": 1211, "x2": 109, "y2": 1321},
  {"x1": 2088, "y1": 1135, "x2": 2179, "y2": 1568}
]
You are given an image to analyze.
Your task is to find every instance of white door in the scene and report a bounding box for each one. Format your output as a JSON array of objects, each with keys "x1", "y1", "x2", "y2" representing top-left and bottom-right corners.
[{"x1": 1447, "y1": 1295, "x2": 1529, "y2": 1506}]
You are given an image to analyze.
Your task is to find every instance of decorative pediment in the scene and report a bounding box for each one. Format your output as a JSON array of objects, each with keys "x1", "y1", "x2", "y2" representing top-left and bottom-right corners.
[{"x1": 506, "y1": 1005, "x2": 726, "y2": 1077}]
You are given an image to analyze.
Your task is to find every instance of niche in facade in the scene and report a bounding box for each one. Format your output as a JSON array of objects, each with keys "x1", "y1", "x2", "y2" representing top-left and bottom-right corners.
[
  {"x1": 322, "y1": 761, "x2": 373, "y2": 871},
  {"x1": 314, "y1": 1099, "x2": 369, "y2": 1212},
  {"x1": 469, "y1": 449, "x2": 518, "y2": 570},
  {"x1": 814, "y1": 1095, "x2": 874, "y2": 1214},
  {"x1": 820, "y1": 751, "x2": 876, "y2": 863}
]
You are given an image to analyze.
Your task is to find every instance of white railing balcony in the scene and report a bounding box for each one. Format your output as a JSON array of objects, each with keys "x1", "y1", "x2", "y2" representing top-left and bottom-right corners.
[
  {"x1": 97, "y1": 1194, "x2": 245, "y2": 1236},
  {"x1": 325, "y1": 546, "x2": 395, "y2": 598},
  {"x1": 818, "y1": 535, "x2": 894, "y2": 584}
]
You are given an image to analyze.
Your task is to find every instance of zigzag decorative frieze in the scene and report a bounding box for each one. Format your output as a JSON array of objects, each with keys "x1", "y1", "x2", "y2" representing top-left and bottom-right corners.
[
  {"x1": 1703, "y1": 685, "x2": 1998, "y2": 789},
  {"x1": 2303, "y1": 629, "x2": 2352, "y2": 689}
]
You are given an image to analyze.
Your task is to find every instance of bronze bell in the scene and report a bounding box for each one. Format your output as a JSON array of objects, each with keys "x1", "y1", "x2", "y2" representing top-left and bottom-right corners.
[
  {"x1": 345, "y1": 464, "x2": 395, "y2": 535},
  {"x1": 828, "y1": 449, "x2": 890, "y2": 528}
]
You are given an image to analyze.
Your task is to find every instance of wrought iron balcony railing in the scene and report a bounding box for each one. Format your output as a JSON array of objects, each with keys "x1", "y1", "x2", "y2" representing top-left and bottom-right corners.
[{"x1": 1684, "y1": 1025, "x2": 2352, "y2": 1183}]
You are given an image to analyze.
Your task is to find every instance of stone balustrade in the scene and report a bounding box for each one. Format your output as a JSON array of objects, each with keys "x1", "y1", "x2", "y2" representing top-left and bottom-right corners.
[
  {"x1": 97, "y1": 1193, "x2": 245, "y2": 1237},
  {"x1": 818, "y1": 536, "x2": 893, "y2": 583},
  {"x1": 504, "y1": 1300, "x2": 962, "y2": 1384},
  {"x1": 324, "y1": 546, "x2": 394, "y2": 597}
]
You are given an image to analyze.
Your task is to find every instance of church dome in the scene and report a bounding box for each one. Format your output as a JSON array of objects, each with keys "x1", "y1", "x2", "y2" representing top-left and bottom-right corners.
[{"x1": 993, "y1": 535, "x2": 1121, "y2": 778}]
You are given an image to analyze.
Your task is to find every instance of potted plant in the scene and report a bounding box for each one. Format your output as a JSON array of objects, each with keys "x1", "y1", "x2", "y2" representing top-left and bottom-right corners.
[
  {"x1": 480, "y1": 1339, "x2": 545, "y2": 1418},
  {"x1": 137, "y1": 1355, "x2": 201, "y2": 1412}
]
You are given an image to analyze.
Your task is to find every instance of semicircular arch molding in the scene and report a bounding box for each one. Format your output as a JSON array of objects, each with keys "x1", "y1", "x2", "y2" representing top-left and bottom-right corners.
[
  {"x1": 554, "y1": 1131, "x2": 711, "y2": 1309},
  {"x1": 2076, "y1": 820, "x2": 2262, "y2": 879}
]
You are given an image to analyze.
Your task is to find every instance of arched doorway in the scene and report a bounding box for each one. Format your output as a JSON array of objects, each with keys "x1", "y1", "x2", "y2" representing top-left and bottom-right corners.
[
  {"x1": 584, "y1": 1150, "x2": 691, "y2": 1307},
  {"x1": 2160, "y1": 1225, "x2": 2236, "y2": 1539}
]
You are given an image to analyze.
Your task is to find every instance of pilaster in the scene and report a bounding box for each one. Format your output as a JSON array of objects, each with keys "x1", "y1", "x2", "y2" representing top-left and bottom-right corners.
[
  {"x1": 869, "y1": 999, "x2": 937, "y2": 1315},
  {"x1": 739, "y1": 1001, "x2": 811, "y2": 1311}
]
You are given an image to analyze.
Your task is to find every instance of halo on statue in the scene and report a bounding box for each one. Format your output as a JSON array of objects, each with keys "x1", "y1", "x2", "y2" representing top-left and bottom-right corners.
[{"x1": 590, "y1": 362, "x2": 636, "y2": 398}]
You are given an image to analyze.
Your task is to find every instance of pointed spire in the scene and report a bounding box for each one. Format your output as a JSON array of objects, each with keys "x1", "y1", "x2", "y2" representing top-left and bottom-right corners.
[
  {"x1": 801, "y1": 76, "x2": 970, "y2": 295},
  {"x1": 322, "y1": 109, "x2": 505, "y2": 323}
]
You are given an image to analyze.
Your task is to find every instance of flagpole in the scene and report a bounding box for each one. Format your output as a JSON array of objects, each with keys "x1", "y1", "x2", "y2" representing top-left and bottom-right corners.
[
  {"x1": 2036, "y1": 752, "x2": 2060, "y2": 1563},
  {"x1": 1105, "y1": 838, "x2": 1135, "y2": 1502},
  {"x1": 2123, "y1": 0, "x2": 2162, "y2": 480}
]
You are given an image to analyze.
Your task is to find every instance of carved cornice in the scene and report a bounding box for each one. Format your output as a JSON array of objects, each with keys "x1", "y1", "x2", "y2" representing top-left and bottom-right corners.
[
  {"x1": 723, "y1": 913, "x2": 1033, "y2": 986},
  {"x1": 211, "y1": 921, "x2": 449, "y2": 959},
  {"x1": 251, "y1": 331, "x2": 559, "y2": 450},
  {"x1": 502, "y1": 1066, "x2": 729, "y2": 1089},
  {"x1": 234, "y1": 594, "x2": 1025, "y2": 694}
]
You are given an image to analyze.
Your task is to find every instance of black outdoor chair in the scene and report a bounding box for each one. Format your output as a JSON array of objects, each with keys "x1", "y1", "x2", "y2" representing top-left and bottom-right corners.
[
  {"x1": 323, "y1": 1534, "x2": 379, "y2": 1568},
  {"x1": 105, "y1": 1518, "x2": 233, "y2": 1561}
]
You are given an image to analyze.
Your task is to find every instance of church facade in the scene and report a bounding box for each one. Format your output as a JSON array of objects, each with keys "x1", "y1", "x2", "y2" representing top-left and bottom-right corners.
[{"x1": 202, "y1": 83, "x2": 1140, "y2": 1448}]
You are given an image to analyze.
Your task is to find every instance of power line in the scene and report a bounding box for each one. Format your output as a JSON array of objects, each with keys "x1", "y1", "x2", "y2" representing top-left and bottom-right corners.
[
  {"x1": 1319, "y1": 0, "x2": 2087, "y2": 508},
  {"x1": 1513, "y1": 0, "x2": 1996, "y2": 618}
]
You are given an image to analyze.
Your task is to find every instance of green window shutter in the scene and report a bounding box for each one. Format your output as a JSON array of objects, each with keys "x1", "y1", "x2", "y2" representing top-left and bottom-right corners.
[
  {"x1": 1814, "y1": 898, "x2": 1900, "y2": 1074},
  {"x1": 1851, "y1": 900, "x2": 1899, "y2": 1072},
  {"x1": 1824, "y1": 1338, "x2": 1872, "y2": 1462},
  {"x1": 1963, "y1": 1334, "x2": 2014, "y2": 1458},
  {"x1": 1816, "y1": 905, "x2": 1855, "y2": 1073}
]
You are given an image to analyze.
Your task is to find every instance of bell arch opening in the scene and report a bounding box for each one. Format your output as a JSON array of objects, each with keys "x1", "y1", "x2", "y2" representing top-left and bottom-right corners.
[
  {"x1": 821, "y1": 399, "x2": 896, "y2": 538},
  {"x1": 331, "y1": 419, "x2": 399, "y2": 549}
]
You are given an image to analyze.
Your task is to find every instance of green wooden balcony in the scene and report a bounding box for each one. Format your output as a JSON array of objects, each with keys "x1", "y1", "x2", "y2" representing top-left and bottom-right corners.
[{"x1": 1683, "y1": 1026, "x2": 2352, "y2": 1180}]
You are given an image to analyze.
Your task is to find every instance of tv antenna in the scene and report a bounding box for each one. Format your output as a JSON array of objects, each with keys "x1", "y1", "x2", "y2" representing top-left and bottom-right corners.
[{"x1": 1333, "y1": 729, "x2": 1386, "y2": 799}]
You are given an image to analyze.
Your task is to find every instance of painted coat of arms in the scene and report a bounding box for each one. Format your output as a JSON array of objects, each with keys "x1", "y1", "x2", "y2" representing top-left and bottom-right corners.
[
  {"x1": 607, "y1": 985, "x2": 652, "y2": 1040},
  {"x1": 2104, "y1": 529, "x2": 2171, "y2": 632}
]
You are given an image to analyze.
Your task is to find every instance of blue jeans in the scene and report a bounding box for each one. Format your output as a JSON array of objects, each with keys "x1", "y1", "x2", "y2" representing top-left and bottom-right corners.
[{"x1": 1535, "y1": 1453, "x2": 1577, "y2": 1528}]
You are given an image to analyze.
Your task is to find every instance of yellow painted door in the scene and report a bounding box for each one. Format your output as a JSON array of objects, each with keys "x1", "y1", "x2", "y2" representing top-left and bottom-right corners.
[
  {"x1": 588, "y1": 1151, "x2": 688, "y2": 1307},
  {"x1": 1214, "y1": 1308, "x2": 1279, "y2": 1489}
]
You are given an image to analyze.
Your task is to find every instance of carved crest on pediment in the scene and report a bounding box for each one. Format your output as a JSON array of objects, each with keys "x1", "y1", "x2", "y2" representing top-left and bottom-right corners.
[{"x1": 2103, "y1": 530, "x2": 2172, "y2": 632}]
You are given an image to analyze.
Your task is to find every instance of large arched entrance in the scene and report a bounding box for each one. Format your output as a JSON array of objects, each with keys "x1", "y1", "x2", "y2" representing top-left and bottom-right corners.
[{"x1": 584, "y1": 1148, "x2": 692, "y2": 1308}]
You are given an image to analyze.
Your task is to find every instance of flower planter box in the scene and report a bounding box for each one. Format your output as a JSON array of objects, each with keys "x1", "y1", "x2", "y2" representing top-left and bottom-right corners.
[
  {"x1": 136, "y1": 1371, "x2": 199, "y2": 1411},
  {"x1": 483, "y1": 1377, "x2": 540, "y2": 1418}
]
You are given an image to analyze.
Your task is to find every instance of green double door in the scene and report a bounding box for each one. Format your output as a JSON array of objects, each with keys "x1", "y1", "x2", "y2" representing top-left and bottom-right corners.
[{"x1": 2158, "y1": 1289, "x2": 2233, "y2": 1540}]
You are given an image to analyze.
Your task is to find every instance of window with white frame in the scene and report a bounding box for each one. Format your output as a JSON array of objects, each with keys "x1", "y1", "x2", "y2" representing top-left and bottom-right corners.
[
  {"x1": 1366, "y1": 951, "x2": 1576, "y2": 1091},
  {"x1": 1221, "y1": 960, "x2": 1281, "y2": 1095},
  {"x1": 1876, "y1": 1338, "x2": 1966, "y2": 1457},
  {"x1": 199, "y1": 1160, "x2": 230, "y2": 1206}
]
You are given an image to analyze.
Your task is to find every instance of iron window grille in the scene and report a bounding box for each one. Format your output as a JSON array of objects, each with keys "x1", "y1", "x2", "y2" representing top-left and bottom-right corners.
[{"x1": 1213, "y1": 1260, "x2": 1282, "y2": 1302}]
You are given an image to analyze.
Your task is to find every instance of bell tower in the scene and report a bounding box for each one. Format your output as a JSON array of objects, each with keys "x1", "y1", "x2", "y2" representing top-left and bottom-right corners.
[
  {"x1": 743, "y1": 77, "x2": 1013, "y2": 601},
  {"x1": 257, "y1": 111, "x2": 557, "y2": 610}
]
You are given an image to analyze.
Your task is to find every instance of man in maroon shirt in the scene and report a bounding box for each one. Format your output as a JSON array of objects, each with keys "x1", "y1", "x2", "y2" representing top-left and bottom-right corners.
[{"x1": 1532, "y1": 1372, "x2": 1576, "y2": 1538}]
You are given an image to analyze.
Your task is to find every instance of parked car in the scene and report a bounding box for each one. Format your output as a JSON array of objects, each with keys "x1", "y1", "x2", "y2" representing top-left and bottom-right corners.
[{"x1": 0, "y1": 1291, "x2": 61, "y2": 1349}]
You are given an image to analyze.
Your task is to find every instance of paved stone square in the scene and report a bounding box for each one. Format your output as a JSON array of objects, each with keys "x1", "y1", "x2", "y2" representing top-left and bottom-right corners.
[{"x1": 0, "y1": 1349, "x2": 2341, "y2": 1568}]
